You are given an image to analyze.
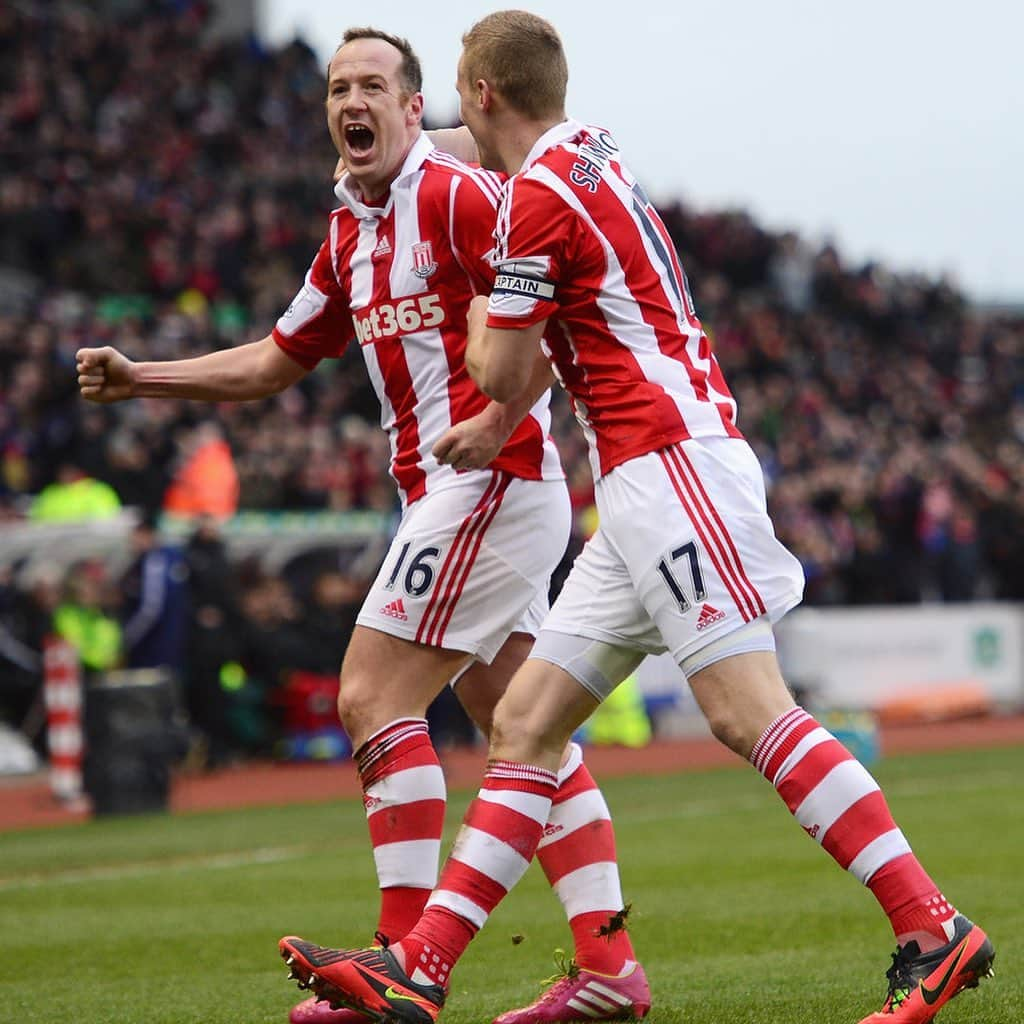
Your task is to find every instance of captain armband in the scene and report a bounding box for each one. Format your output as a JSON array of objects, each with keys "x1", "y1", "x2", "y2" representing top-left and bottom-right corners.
[{"x1": 492, "y1": 271, "x2": 556, "y2": 301}]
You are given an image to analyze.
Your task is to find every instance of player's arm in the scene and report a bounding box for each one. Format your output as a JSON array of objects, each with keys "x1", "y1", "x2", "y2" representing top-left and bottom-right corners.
[
  {"x1": 76, "y1": 335, "x2": 308, "y2": 404},
  {"x1": 465, "y1": 294, "x2": 549, "y2": 404},
  {"x1": 427, "y1": 126, "x2": 478, "y2": 163},
  {"x1": 80, "y1": 231, "x2": 348, "y2": 403},
  {"x1": 467, "y1": 177, "x2": 570, "y2": 403},
  {"x1": 433, "y1": 342, "x2": 553, "y2": 470}
]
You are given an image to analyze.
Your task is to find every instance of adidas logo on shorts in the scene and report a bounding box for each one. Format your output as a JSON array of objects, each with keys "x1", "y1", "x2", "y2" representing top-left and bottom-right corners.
[
  {"x1": 695, "y1": 603, "x2": 726, "y2": 631},
  {"x1": 380, "y1": 597, "x2": 408, "y2": 621}
]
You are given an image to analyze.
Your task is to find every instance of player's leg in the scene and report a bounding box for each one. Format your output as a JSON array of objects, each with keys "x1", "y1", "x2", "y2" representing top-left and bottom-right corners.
[
  {"x1": 289, "y1": 474, "x2": 522, "y2": 1024},
  {"x1": 689, "y1": 645, "x2": 958, "y2": 948},
  {"x1": 339, "y1": 625, "x2": 470, "y2": 940},
  {"x1": 280, "y1": 657, "x2": 613, "y2": 1023},
  {"x1": 288, "y1": 625, "x2": 468, "y2": 1024},
  {"x1": 335, "y1": 471, "x2": 566, "y2": 950},
  {"x1": 458, "y1": 635, "x2": 647, "y2": 1016},
  {"x1": 645, "y1": 437, "x2": 994, "y2": 1023},
  {"x1": 688, "y1": 647, "x2": 994, "y2": 1023},
  {"x1": 450, "y1": 630, "x2": 529, "y2": 741},
  {"x1": 395, "y1": 471, "x2": 649, "y2": 994},
  {"x1": 286, "y1": 474, "x2": 583, "y2": 1021},
  {"x1": 280, "y1": 529, "x2": 653, "y2": 1021}
]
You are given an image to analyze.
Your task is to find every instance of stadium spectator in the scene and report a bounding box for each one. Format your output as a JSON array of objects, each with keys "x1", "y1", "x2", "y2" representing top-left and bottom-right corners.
[
  {"x1": 182, "y1": 515, "x2": 242, "y2": 767},
  {"x1": 28, "y1": 462, "x2": 121, "y2": 522},
  {"x1": 277, "y1": 13, "x2": 994, "y2": 1024},
  {"x1": 120, "y1": 512, "x2": 189, "y2": 674},
  {"x1": 0, "y1": 564, "x2": 48, "y2": 747},
  {"x1": 298, "y1": 568, "x2": 364, "y2": 677},
  {"x1": 53, "y1": 559, "x2": 122, "y2": 675},
  {"x1": 162, "y1": 420, "x2": 240, "y2": 520}
]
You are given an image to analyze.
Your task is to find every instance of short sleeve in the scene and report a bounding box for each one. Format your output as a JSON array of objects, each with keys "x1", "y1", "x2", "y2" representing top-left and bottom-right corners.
[
  {"x1": 487, "y1": 175, "x2": 573, "y2": 329},
  {"x1": 448, "y1": 170, "x2": 506, "y2": 294},
  {"x1": 272, "y1": 236, "x2": 353, "y2": 370}
]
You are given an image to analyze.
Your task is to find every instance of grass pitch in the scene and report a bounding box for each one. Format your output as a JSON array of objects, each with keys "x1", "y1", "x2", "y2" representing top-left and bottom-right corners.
[{"x1": 1, "y1": 744, "x2": 1020, "y2": 1023}]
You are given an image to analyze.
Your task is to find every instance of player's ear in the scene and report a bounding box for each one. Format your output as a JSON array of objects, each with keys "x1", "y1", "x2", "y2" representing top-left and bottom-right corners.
[
  {"x1": 476, "y1": 77, "x2": 493, "y2": 113},
  {"x1": 406, "y1": 91, "x2": 424, "y2": 126}
]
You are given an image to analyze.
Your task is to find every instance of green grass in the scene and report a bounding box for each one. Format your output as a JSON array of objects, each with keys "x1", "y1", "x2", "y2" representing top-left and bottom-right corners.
[{"x1": 1, "y1": 745, "x2": 1020, "y2": 1023}]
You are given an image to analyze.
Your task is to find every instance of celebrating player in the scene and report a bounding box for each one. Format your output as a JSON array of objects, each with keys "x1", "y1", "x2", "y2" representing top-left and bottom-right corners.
[
  {"x1": 278, "y1": 12, "x2": 995, "y2": 1024},
  {"x1": 77, "y1": 27, "x2": 649, "y2": 1024}
]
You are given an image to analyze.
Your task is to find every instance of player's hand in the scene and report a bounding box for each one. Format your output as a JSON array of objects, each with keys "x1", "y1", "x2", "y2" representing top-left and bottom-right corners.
[
  {"x1": 76, "y1": 346, "x2": 138, "y2": 403},
  {"x1": 432, "y1": 409, "x2": 510, "y2": 472}
]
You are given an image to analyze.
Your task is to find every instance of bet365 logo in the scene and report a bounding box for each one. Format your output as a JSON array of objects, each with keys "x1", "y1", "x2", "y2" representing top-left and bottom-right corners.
[{"x1": 352, "y1": 294, "x2": 445, "y2": 345}]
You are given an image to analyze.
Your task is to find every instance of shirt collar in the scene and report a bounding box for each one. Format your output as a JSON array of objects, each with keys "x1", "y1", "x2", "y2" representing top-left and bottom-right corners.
[
  {"x1": 520, "y1": 117, "x2": 585, "y2": 174},
  {"x1": 333, "y1": 132, "x2": 436, "y2": 217}
]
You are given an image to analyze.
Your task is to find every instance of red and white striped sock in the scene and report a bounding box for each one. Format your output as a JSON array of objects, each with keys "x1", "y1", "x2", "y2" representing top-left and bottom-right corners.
[
  {"x1": 395, "y1": 759, "x2": 558, "y2": 987},
  {"x1": 536, "y1": 743, "x2": 636, "y2": 975},
  {"x1": 751, "y1": 707, "x2": 957, "y2": 951},
  {"x1": 356, "y1": 718, "x2": 446, "y2": 943}
]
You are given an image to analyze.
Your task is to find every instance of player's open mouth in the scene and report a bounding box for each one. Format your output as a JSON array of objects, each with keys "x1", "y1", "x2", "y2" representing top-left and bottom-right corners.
[{"x1": 345, "y1": 123, "x2": 375, "y2": 158}]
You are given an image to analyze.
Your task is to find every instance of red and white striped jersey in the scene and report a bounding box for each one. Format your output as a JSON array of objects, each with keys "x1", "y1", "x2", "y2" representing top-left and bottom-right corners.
[
  {"x1": 273, "y1": 133, "x2": 563, "y2": 507},
  {"x1": 486, "y1": 119, "x2": 743, "y2": 481}
]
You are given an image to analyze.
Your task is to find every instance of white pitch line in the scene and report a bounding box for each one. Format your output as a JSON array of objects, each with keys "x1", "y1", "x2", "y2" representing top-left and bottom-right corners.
[{"x1": 0, "y1": 845, "x2": 309, "y2": 892}]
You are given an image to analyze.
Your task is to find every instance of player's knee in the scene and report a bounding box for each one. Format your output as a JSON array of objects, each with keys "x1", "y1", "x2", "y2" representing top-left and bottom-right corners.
[
  {"x1": 488, "y1": 699, "x2": 518, "y2": 753},
  {"x1": 463, "y1": 698, "x2": 496, "y2": 741},
  {"x1": 490, "y1": 694, "x2": 572, "y2": 766},
  {"x1": 336, "y1": 673, "x2": 376, "y2": 735},
  {"x1": 489, "y1": 699, "x2": 542, "y2": 762},
  {"x1": 704, "y1": 707, "x2": 756, "y2": 757}
]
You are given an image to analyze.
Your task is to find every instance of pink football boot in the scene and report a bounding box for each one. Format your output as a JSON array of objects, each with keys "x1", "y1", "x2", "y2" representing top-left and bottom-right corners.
[
  {"x1": 493, "y1": 958, "x2": 651, "y2": 1024},
  {"x1": 289, "y1": 996, "x2": 368, "y2": 1024}
]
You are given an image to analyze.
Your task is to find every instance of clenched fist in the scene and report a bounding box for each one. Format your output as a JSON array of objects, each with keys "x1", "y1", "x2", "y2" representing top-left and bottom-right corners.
[{"x1": 77, "y1": 347, "x2": 137, "y2": 403}]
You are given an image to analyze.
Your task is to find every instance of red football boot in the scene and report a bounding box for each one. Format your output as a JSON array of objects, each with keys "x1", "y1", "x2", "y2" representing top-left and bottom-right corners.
[
  {"x1": 857, "y1": 915, "x2": 994, "y2": 1023},
  {"x1": 280, "y1": 937, "x2": 444, "y2": 1024}
]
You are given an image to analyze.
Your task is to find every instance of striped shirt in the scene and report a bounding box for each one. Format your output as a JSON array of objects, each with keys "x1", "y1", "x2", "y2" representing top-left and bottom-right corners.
[
  {"x1": 487, "y1": 119, "x2": 742, "y2": 481},
  {"x1": 273, "y1": 133, "x2": 563, "y2": 507}
]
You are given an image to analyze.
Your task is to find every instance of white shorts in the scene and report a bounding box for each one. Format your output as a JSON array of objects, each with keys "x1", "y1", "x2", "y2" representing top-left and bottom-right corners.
[
  {"x1": 540, "y1": 438, "x2": 804, "y2": 667},
  {"x1": 357, "y1": 470, "x2": 571, "y2": 663}
]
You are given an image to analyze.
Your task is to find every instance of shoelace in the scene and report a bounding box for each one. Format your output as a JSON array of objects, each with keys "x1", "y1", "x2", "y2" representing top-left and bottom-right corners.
[
  {"x1": 882, "y1": 945, "x2": 919, "y2": 1011},
  {"x1": 537, "y1": 948, "x2": 581, "y2": 1002}
]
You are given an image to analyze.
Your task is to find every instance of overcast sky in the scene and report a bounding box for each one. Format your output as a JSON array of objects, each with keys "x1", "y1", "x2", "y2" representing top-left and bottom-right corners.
[{"x1": 259, "y1": 1, "x2": 1023, "y2": 304}]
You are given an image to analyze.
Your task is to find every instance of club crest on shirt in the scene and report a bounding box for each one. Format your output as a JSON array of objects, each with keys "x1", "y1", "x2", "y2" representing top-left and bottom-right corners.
[{"x1": 411, "y1": 241, "x2": 438, "y2": 278}]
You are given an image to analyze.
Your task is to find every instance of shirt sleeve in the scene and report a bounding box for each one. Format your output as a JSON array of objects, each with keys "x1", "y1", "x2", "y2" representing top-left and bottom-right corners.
[
  {"x1": 448, "y1": 169, "x2": 506, "y2": 294},
  {"x1": 272, "y1": 234, "x2": 353, "y2": 370},
  {"x1": 486, "y1": 175, "x2": 573, "y2": 329}
]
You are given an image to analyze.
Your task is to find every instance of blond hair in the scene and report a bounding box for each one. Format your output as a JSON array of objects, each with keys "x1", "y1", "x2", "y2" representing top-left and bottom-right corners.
[{"x1": 461, "y1": 10, "x2": 567, "y2": 120}]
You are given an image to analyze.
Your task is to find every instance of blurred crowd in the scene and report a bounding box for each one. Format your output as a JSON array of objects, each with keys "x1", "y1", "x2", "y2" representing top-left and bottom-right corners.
[
  {"x1": 2, "y1": 2, "x2": 1024, "y2": 761},
  {"x1": 1, "y1": 512, "x2": 370, "y2": 766}
]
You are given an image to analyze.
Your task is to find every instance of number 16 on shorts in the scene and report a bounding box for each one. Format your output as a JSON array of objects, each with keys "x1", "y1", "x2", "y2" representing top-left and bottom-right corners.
[{"x1": 385, "y1": 541, "x2": 441, "y2": 598}]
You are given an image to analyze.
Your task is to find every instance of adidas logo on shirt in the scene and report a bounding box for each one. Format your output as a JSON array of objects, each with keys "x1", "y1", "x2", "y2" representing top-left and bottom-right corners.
[
  {"x1": 372, "y1": 236, "x2": 392, "y2": 259},
  {"x1": 379, "y1": 597, "x2": 408, "y2": 621},
  {"x1": 695, "y1": 603, "x2": 726, "y2": 631}
]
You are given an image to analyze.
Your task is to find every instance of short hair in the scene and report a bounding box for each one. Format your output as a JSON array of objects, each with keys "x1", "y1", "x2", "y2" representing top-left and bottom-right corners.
[
  {"x1": 334, "y1": 27, "x2": 423, "y2": 96},
  {"x1": 461, "y1": 10, "x2": 567, "y2": 120}
]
